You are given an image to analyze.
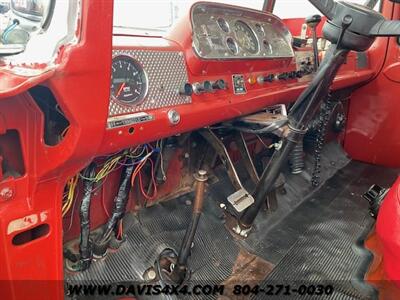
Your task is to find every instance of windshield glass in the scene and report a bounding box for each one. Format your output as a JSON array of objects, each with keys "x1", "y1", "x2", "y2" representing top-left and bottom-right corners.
[
  {"x1": 273, "y1": 0, "x2": 380, "y2": 19},
  {"x1": 113, "y1": 0, "x2": 265, "y2": 34}
]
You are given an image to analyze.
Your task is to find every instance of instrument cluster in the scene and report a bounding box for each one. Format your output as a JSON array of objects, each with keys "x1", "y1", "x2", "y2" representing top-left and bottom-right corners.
[
  {"x1": 107, "y1": 3, "x2": 302, "y2": 130},
  {"x1": 108, "y1": 49, "x2": 191, "y2": 128},
  {"x1": 191, "y1": 2, "x2": 294, "y2": 60}
]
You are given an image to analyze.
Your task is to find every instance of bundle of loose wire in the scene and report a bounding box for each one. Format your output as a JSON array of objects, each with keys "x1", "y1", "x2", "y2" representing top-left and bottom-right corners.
[
  {"x1": 62, "y1": 175, "x2": 79, "y2": 217},
  {"x1": 79, "y1": 149, "x2": 134, "y2": 183},
  {"x1": 130, "y1": 145, "x2": 159, "y2": 202},
  {"x1": 62, "y1": 145, "x2": 159, "y2": 220}
]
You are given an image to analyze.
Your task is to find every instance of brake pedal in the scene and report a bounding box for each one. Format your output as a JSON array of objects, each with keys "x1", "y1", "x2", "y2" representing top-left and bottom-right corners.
[{"x1": 227, "y1": 188, "x2": 255, "y2": 212}]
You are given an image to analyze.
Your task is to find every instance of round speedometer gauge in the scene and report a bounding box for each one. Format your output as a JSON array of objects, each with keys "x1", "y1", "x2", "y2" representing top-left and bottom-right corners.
[
  {"x1": 111, "y1": 56, "x2": 148, "y2": 105},
  {"x1": 234, "y1": 20, "x2": 259, "y2": 54}
]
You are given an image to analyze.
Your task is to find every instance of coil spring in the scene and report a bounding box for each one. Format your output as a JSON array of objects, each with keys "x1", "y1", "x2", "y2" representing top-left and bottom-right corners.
[
  {"x1": 289, "y1": 138, "x2": 305, "y2": 174},
  {"x1": 311, "y1": 97, "x2": 335, "y2": 187}
]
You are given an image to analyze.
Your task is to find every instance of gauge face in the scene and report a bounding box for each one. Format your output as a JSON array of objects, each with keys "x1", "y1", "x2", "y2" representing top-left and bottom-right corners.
[
  {"x1": 217, "y1": 17, "x2": 229, "y2": 33},
  {"x1": 226, "y1": 37, "x2": 238, "y2": 55},
  {"x1": 234, "y1": 20, "x2": 259, "y2": 54},
  {"x1": 111, "y1": 56, "x2": 148, "y2": 104}
]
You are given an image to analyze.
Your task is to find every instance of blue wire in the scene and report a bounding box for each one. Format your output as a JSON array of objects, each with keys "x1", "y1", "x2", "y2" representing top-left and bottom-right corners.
[{"x1": 2, "y1": 22, "x2": 18, "y2": 44}]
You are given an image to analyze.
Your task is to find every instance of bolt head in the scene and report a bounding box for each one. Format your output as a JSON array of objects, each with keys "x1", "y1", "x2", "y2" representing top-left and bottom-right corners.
[
  {"x1": 147, "y1": 269, "x2": 157, "y2": 280},
  {"x1": 0, "y1": 187, "x2": 13, "y2": 200},
  {"x1": 198, "y1": 170, "x2": 207, "y2": 176},
  {"x1": 194, "y1": 169, "x2": 208, "y2": 182}
]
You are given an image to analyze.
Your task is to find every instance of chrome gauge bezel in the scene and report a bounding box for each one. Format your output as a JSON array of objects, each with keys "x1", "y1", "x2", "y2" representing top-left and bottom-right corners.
[
  {"x1": 217, "y1": 17, "x2": 230, "y2": 33},
  {"x1": 233, "y1": 19, "x2": 260, "y2": 55},
  {"x1": 110, "y1": 55, "x2": 149, "y2": 106},
  {"x1": 191, "y1": 2, "x2": 294, "y2": 60},
  {"x1": 226, "y1": 37, "x2": 239, "y2": 55}
]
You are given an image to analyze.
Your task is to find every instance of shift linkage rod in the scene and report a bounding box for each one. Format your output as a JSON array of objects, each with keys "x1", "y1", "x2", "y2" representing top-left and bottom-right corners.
[{"x1": 234, "y1": 16, "x2": 353, "y2": 237}]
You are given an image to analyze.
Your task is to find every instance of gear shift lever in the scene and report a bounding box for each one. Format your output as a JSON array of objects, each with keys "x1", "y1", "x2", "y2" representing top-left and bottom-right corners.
[
  {"x1": 169, "y1": 170, "x2": 208, "y2": 284},
  {"x1": 305, "y1": 14, "x2": 322, "y2": 71}
]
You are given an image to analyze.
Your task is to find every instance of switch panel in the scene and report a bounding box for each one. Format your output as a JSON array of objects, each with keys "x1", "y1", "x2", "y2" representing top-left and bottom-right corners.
[{"x1": 232, "y1": 74, "x2": 246, "y2": 94}]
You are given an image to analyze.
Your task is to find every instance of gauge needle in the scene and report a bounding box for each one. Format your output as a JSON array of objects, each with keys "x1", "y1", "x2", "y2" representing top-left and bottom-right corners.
[{"x1": 116, "y1": 82, "x2": 126, "y2": 98}]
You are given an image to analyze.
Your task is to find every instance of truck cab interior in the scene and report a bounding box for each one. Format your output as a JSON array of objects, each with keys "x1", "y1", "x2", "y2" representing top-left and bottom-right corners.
[{"x1": 1, "y1": 0, "x2": 400, "y2": 299}]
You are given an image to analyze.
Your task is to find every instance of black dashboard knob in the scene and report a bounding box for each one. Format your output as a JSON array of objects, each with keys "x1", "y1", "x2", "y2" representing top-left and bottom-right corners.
[
  {"x1": 179, "y1": 83, "x2": 194, "y2": 96},
  {"x1": 264, "y1": 74, "x2": 275, "y2": 82},
  {"x1": 296, "y1": 70, "x2": 304, "y2": 78},
  {"x1": 212, "y1": 79, "x2": 227, "y2": 90},
  {"x1": 257, "y1": 74, "x2": 275, "y2": 84},
  {"x1": 193, "y1": 81, "x2": 213, "y2": 94},
  {"x1": 278, "y1": 72, "x2": 289, "y2": 80},
  {"x1": 203, "y1": 81, "x2": 213, "y2": 92},
  {"x1": 288, "y1": 71, "x2": 296, "y2": 79}
]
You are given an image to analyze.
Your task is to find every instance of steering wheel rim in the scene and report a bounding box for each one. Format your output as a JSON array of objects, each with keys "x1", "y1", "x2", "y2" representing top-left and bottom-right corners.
[{"x1": 307, "y1": 0, "x2": 400, "y2": 51}]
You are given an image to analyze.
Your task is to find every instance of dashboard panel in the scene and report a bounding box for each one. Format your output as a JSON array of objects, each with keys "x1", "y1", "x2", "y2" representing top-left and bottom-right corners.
[
  {"x1": 102, "y1": 2, "x2": 374, "y2": 154},
  {"x1": 191, "y1": 2, "x2": 294, "y2": 60}
]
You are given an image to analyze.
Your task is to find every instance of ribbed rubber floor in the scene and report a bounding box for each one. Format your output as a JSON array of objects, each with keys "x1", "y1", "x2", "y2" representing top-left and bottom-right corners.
[
  {"x1": 67, "y1": 194, "x2": 239, "y2": 299},
  {"x1": 253, "y1": 162, "x2": 398, "y2": 300},
  {"x1": 66, "y1": 143, "x2": 398, "y2": 300}
]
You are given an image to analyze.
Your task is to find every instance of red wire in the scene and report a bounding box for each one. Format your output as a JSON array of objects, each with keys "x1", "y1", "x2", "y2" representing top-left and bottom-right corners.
[
  {"x1": 130, "y1": 159, "x2": 146, "y2": 186},
  {"x1": 117, "y1": 220, "x2": 123, "y2": 239},
  {"x1": 138, "y1": 158, "x2": 157, "y2": 201}
]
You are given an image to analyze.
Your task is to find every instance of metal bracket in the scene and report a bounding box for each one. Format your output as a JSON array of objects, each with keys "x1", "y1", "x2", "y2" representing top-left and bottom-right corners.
[
  {"x1": 199, "y1": 129, "x2": 254, "y2": 212},
  {"x1": 234, "y1": 132, "x2": 259, "y2": 184},
  {"x1": 232, "y1": 224, "x2": 252, "y2": 238},
  {"x1": 200, "y1": 129, "x2": 244, "y2": 191}
]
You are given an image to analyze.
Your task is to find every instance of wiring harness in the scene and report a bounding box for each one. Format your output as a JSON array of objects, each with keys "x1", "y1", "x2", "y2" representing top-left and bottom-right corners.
[{"x1": 63, "y1": 143, "x2": 164, "y2": 266}]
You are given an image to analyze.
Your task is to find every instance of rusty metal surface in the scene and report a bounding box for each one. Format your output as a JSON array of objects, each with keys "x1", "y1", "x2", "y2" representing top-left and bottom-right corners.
[
  {"x1": 220, "y1": 249, "x2": 274, "y2": 300},
  {"x1": 200, "y1": 129, "x2": 244, "y2": 191},
  {"x1": 239, "y1": 112, "x2": 287, "y2": 126},
  {"x1": 193, "y1": 170, "x2": 208, "y2": 214},
  {"x1": 235, "y1": 132, "x2": 260, "y2": 184}
]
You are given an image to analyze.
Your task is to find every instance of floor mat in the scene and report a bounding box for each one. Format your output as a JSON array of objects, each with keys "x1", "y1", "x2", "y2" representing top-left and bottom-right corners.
[
  {"x1": 66, "y1": 194, "x2": 240, "y2": 299},
  {"x1": 253, "y1": 162, "x2": 398, "y2": 300},
  {"x1": 66, "y1": 144, "x2": 398, "y2": 300}
]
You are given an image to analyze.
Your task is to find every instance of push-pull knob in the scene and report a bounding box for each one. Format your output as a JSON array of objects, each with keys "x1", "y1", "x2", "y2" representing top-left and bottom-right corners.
[
  {"x1": 211, "y1": 79, "x2": 227, "y2": 90},
  {"x1": 288, "y1": 71, "x2": 298, "y2": 79},
  {"x1": 179, "y1": 83, "x2": 194, "y2": 96},
  {"x1": 305, "y1": 14, "x2": 322, "y2": 71},
  {"x1": 257, "y1": 74, "x2": 275, "y2": 84},
  {"x1": 296, "y1": 70, "x2": 304, "y2": 78},
  {"x1": 278, "y1": 72, "x2": 289, "y2": 80},
  {"x1": 193, "y1": 81, "x2": 213, "y2": 94}
]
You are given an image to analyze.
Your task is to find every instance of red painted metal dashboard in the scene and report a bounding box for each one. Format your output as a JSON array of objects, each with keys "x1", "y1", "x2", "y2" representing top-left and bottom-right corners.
[
  {"x1": 103, "y1": 37, "x2": 372, "y2": 156},
  {"x1": 100, "y1": 4, "x2": 374, "y2": 156}
]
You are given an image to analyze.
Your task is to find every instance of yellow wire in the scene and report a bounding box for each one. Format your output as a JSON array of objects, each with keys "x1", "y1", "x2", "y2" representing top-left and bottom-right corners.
[
  {"x1": 62, "y1": 175, "x2": 79, "y2": 217},
  {"x1": 61, "y1": 148, "x2": 137, "y2": 218},
  {"x1": 93, "y1": 150, "x2": 131, "y2": 182}
]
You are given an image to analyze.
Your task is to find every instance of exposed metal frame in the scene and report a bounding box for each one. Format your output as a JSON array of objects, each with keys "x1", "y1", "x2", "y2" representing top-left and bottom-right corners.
[{"x1": 263, "y1": 0, "x2": 276, "y2": 12}]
